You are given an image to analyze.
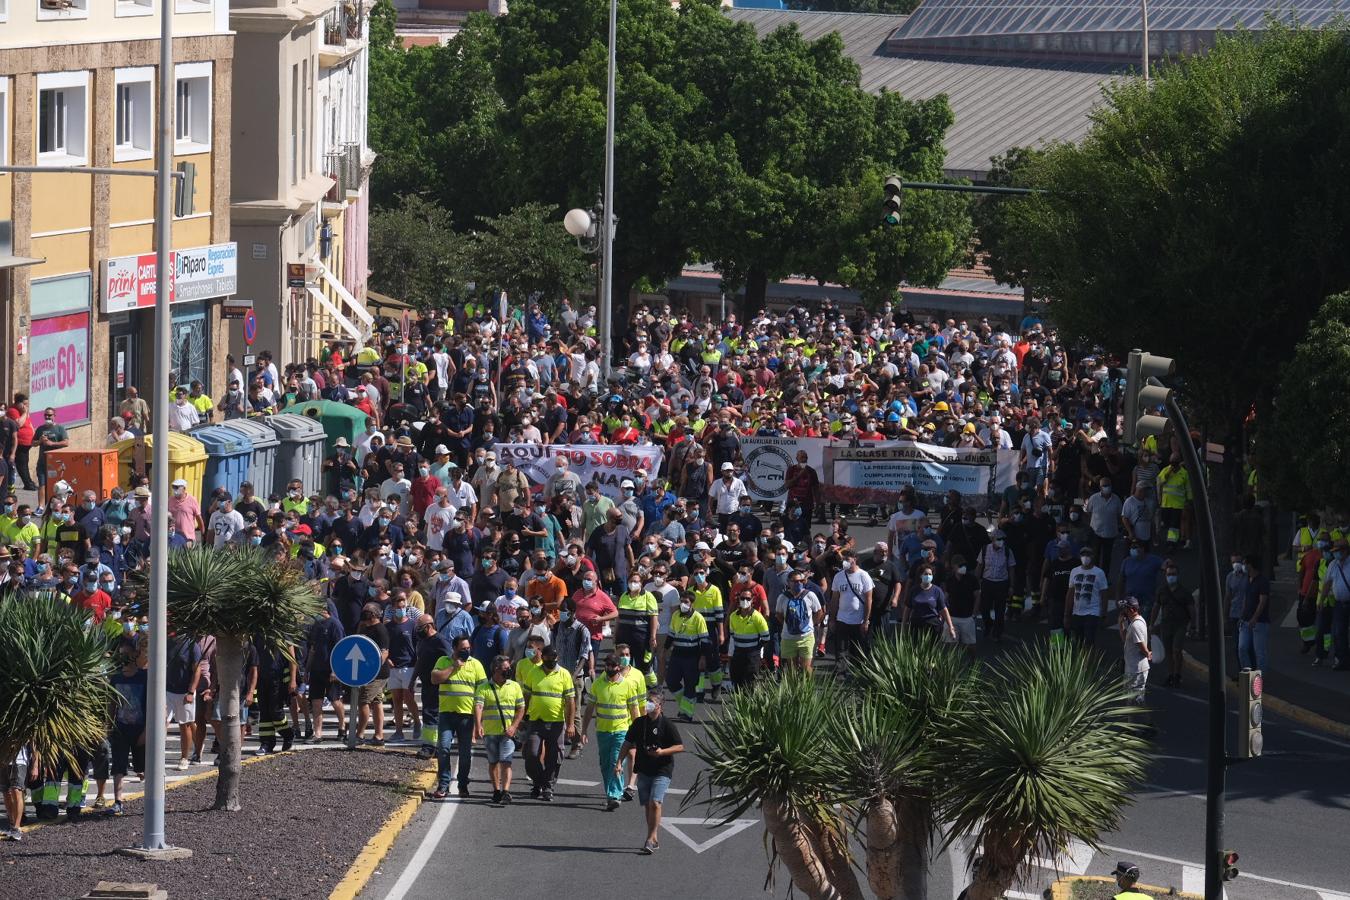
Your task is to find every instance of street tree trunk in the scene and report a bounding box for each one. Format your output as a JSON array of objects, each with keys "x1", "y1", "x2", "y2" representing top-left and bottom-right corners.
[
  {"x1": 744, "y1": 266, "x2": 769, "y2": 317},
  {"x1": 213, "y1": 633, "x2": 244, "y2": 812},
  {"x1": 894, "y1": 796, "x2": 932, "y2": 900},
  {"x1": 865, "y1": 797, "x2": 902, "y2": 899},
  {"x1": 760, "y1": 796, "x2": 863, "y2": 900},
  {"x1": 960, "y1": 834, "x2": 1025, "y2": 900}
]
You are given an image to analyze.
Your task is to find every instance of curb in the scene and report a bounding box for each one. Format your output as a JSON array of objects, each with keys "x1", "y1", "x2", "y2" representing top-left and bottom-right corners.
[
  {"x1": 20, "y1": 751, "x2": 276, "y2": 837},
  {"x1": 1050, "y1": 874, "x2": 1201, "y2": 899},
  {"x1": 328, "y1": 759, "x2": 438, "y2": 900},
  {"x1": 1181, "y1": 651, "x2": 1350, "y2": 741}
]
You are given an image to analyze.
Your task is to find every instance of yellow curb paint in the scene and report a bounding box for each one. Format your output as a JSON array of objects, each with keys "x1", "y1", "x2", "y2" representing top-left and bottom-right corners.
[
  {"x1": 328, "y1": 759, "x2": 438, "y2": 900},
  {"x1": 1181, "y1": 651, "x2": 1350, "y2": 741},
  {"x1": 19, "y1": 751, "x2": 276, "y2": 836},
  {"x1": 1050, "y1": 874, "x2": 1201, "y2": 899}
]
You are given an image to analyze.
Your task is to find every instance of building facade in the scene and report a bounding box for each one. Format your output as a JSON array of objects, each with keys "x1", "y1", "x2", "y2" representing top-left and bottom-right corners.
[
  {"x1": 229, "y1": 0, "x2": 373, "y2": 372},
  {"x1": 0, "y1": 0, "x2": 235, "y2": 448}
]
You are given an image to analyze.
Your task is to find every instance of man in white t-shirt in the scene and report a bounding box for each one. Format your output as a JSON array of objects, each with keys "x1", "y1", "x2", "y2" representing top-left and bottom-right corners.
[
  {"x1": 208, "y1": 496, "x2": 245, "y2": 549},
  {"x1": 423, "y1": 491, "x2": 458, "y2": 552},
  {"x1": 886, "y1": 493, "x2": 927, "y2": 555},
  {"x1": 1066, "y1": 547, "x2": 1109, "y2": 647},
  {"x1": 1119, "y1": 595, "x2": 1152, "y2": 707},
  {"x1": 830, "y1": 550, "x2": 874, "y2": 676}
]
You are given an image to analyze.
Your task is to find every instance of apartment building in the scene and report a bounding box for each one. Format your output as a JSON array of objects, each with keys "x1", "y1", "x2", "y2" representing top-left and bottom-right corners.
[
  {"x1": 229, "y1": 0, "x2": 373, "y2": 371},
  {"x1": 0, "y1": 0, "x2": 234, "y2": 446}
]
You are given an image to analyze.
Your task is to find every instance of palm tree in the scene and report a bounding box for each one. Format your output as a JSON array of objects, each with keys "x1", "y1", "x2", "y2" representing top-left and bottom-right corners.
[
  {"x1": 691, "y1": 672, "x2": 864, "y2": 900},
  {"x1": 0, "y1": 592, "x2": 118, "y2": 774},
  {"x1": 941, "y1": 640, "x2": 1150, "y2": 900},
  {"x1": 149, "y1": 546, "x2": 321, "y2": 811},
  {"x1": 840, "y1": 634, "x2": 976, "y2": 900},
  {"x1": 693, "y1": 638, "x2": 1150, "y2": 900}
]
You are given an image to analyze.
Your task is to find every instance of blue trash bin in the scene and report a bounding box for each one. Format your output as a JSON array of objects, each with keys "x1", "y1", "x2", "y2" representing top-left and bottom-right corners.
[{"x1": 189, "y1": 424, "x2": 254, "y2": 500}]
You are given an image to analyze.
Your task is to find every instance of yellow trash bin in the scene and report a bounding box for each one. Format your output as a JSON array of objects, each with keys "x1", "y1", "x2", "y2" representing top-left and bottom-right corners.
[{"x1": 114, "y1": 432, "x2": 208, "y2": 499}]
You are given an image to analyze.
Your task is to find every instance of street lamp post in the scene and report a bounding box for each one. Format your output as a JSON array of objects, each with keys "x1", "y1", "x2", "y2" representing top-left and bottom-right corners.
[{"x1": 1141, "y1": 0, "x2": 1152, "y2": 82}]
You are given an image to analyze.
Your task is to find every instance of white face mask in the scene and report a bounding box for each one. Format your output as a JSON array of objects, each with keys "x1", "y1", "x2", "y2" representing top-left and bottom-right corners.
[
  {"x1": 679, "y1": 602, "x2": 692, "y2": 615},
  {"x1": 1080, "y1": 556, "x2": 1092, "y2": 567},
  {"x1": 644, "y1": 700, "x2": 659, "y2": 714},
  {"x1": 738, "y1": 599, "x2": 752, "y2": 609}
]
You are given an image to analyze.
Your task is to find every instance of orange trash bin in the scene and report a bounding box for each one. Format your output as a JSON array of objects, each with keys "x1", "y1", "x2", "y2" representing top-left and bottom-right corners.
[{"x1": 43, "y1": 448, "x2": 121, "y2": 504}]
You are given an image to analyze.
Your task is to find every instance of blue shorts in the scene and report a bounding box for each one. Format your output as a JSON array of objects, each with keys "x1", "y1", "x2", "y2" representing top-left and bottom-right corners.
[
  {"x1": 637, "y1": 773, "x2": 671, "y2": 806},
  {"x1": 484, "y1": 734, "x2": 516, "y2": 764}
]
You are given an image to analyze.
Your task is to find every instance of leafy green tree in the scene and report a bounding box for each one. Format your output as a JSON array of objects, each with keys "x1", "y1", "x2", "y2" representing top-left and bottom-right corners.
[
  {"x1": 694, "y1": 638, "x2": 1147, "y2": 900},
  {"x1": 368, "y1": 0, "x2": 432, "y2": 207},
  {"x1": 463, "y1": 202, "x2": 593, "y2": 306},
  {"x1": 968, "y1": 146, "x2": 1045, "y2": 287},
  {"x1": 0, "y1": 594, "x2": 116, "y2": 773},
  {"x1": 369, "y1": 195, "x2": 467, "y2": 309},
  {"x1": 976, "y1": 25, "x2": 1350, "y2": 510},
  {"x1": 1265, "y1": 292, "x2": 1350, "y2": 512},
  {"x1": 155, "y1": 547, "x2": 322, "y2": 811}
]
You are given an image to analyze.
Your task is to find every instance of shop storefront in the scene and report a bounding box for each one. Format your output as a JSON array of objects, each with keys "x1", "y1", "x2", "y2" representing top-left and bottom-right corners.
[
  {"x1": 29, "y1": 273, "x2": 93, "y2": 428},
  {"x1": 101, "y1": 242, "x2": 238, "y2": 411}
]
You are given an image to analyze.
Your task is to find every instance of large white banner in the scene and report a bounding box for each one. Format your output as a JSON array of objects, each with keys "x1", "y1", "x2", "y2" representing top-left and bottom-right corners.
[
  {"x1": 741, "y1": 436, "x2": 1017, "y2": 510},
  {"x1": 493, "y1": 443, "x2": 665, "y2": 501}
]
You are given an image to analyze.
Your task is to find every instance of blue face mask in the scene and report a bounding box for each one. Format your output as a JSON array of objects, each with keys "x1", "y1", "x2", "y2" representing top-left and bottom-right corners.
[
  {"x1": 250, "y1": 535, "x2": 263, "y2": 546},
  {"x1": 378, "y1": 517, "x2": 391, "y2": 528},
  {"x1": 505, "y1": 588, "x2": 516, "y2": 598}
]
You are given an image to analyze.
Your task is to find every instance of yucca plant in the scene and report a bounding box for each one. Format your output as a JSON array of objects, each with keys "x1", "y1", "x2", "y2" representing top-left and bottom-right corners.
[
  {"x1": 691, "y1": 672, "x2": 864, "y2": 900},
  {"x1": 0, "y1": 592, "x2": 118, "y2": 773},
  {"x1": 840, "y1": 634, "x2": 976, "y2": 900},
  {"x1": 940, "y1": 640, "x2": 1150, "y2": 900},
  {"x1": 139, "y1": 546, "x2": 322, "y2": 811}
]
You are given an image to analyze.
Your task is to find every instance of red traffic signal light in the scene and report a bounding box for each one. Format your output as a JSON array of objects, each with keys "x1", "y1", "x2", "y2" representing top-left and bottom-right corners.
[{"x1": 1220, "y1": 850, "x2": 1240, "y2": 881}]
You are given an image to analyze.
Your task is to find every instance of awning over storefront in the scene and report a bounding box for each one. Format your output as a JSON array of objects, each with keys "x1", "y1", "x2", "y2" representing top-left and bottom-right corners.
[
  {"x1": 316, "y1": 261, "x2": 374, "y2": 341},
  {"x1": 366, "y1": 289, "x2": 414, "y2": 314}
]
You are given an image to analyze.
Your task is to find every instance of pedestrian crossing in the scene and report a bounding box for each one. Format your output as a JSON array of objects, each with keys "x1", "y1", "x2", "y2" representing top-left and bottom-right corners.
[{"x1": 20, "y1": 699, "x2": 418, "y2": 819}]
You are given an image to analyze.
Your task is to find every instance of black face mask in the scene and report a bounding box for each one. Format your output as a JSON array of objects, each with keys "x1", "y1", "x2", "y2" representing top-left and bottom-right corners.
[{"x1": 542, "y1": 658, "x2": 558, "y2": 669}]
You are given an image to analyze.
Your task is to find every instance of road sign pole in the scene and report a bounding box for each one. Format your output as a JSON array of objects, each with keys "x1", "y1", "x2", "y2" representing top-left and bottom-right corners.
[{"x1": 347, "y1": 686, "x2": 360, "y2": 751}]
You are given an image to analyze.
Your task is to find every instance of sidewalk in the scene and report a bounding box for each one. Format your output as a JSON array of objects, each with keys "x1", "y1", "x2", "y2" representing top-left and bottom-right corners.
[{"x1": 1178, "y1": 548, "x2": 1350, "y2": 737}]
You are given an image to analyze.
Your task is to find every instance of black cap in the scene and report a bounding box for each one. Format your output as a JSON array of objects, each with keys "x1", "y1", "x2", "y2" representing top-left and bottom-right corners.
[{"x1": 1111, "y1": 861, "x2": 1140, "y2": 880}]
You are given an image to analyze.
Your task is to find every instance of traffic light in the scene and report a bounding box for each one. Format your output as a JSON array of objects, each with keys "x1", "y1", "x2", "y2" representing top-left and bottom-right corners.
[
  {"x1": 882, "y1": 176, "x2": 903, "y2": 226},
  {"x1": 1122, "y1": 349, "x2": 1176, "y2": 445},
  {"x1": 1239, "y1": 668, "x2": 1263, "y2": 758},
  {"x1": 1220, "y1": 850, "x2": 1240, "y2": 882}
]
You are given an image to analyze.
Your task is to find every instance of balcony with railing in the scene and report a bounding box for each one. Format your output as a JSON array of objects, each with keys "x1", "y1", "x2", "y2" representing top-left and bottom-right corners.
[
  {"x1": 320, "y1": 1, "x2": 366, "y2": 66},
  {"x1": 323, "y1": 142, "x2": 364, "y2": 202}
]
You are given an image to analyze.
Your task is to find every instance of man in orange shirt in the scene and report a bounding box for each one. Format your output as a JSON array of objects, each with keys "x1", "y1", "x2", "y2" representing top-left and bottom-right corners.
[{"x1": 524, "y1": 550, "x2": 568, "y2": 624}]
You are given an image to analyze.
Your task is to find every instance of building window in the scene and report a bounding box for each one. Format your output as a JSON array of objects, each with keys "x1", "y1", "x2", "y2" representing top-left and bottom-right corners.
[
  {"x1": 0, "y1": 1, "x2": 8, "y2": 22},
  {"x1": 114, "y1": 68, "x2": 154, "y2": 161},
  {"x1": 36, "y1": 72, "x2": 89, "y2": 166},
  {"x1": 290, "y1": 63, "x2": 299, "y2": 185},
  {"x1": 174, "y1": 62, "x2": 212, "y2": 151},
  {"x1": 116, "y1": 0, "x2": 152, "y2": 15},
  {"x1": 37, "y1": 0, "x2": 88, "y2": 19},
  {"x1": 175, "y1": 0, "x2": 212, "y2": 12}
]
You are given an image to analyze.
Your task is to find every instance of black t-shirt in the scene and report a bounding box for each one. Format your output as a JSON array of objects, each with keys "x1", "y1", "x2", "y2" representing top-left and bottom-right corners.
[
  {"x1": 360, "y1": 621, "x2": 392, "y2": 678},
  {"x1": 624, "y1": 713, "x2": 683, "y2": 777},
  {"x1": 1044, "y1": 554, "x2": 1078, "y2": 608},
  {"x1": 944, "y1": 572, "x2": 979, "y2": 618}
]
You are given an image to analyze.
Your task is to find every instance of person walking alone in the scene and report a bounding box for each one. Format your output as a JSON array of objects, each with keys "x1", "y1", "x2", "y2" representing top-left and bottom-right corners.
[
  {"x1": 617, "y1": 689, "x2": 685, "y2": 855},
  {"x1": 473, "y1": 654, "x2": 525, "y2": 804},
  {"x1": 583, "y1": 653, "x2": 644, "y2": 810}
]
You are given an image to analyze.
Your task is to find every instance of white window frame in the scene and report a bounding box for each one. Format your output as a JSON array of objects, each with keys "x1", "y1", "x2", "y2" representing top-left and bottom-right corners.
[
  {"x1": 36, "y1": 71, "x2": 89, "y2": 167},
  {"x1": 0, "y1": 79, "x2": 8, "y2": 170},
  {"x1": 37, "y1": 0, "x2": 88, "y2": 21},
  {"x1": 173, "y1": 62, "x2": 212, "y2": 153},
  {"x1": 175, "y1": 0, "x2": 212, "y2": 13},
  {"x1": 116, "y1": 0, "x2": 154, "y2": 17},
  {"x1": 113, "y1": 68, "x2": 154, "y2": 162}
]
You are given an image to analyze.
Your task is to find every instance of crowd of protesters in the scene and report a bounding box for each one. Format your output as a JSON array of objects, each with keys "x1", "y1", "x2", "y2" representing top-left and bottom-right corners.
[{"x1": 6, "y1": 292, "x2": 1333, "y2": 844}]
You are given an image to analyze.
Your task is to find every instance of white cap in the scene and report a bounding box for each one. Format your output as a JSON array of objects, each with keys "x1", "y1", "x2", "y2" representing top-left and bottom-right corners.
[
  {"x1": 620, "y1": 479, "x2": 634, "y2": 489},
  {"x1": 435, "y1": 444, "x2": 450, "y2": 455},
  {"x1": 445, "y1": 591, "x2": 462, "y2": 605},
  {"x1": 694, "y1": 541, "x2": 712, "y2": 551},
  {"x1": 171, "y1": 478, "x2": 187, "y2": 488},
  {"x1": 720, "y1": 462, "x2": 735, "y2": 472},
  {"x1": 779, "y1": 540, "x2": 794, "y2": 553}
]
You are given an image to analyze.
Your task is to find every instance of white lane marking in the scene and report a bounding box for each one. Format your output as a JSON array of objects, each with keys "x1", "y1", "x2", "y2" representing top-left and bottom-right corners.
[
  {"x1": 1141, "y1": 782, "x2": 1206, "y2": 801},
  {"x1": 1100, "y1": 843, "x2": 1344, "y2": 894},
  {"x1": 555, "y1": 778, "x2": 601, "y2": 787},
  {"x1": 660, "y1": 816, "x2": 759, "y2": 853},
  {"x1": 1316, "y1": 892, "x2": 1350, "y2": 900},
  {"x1": 1029, "y1": 838, "x2": 1094, "y2": 875},
  {"x1": 1293, "y1": 729, "x2": 1350, "y2": 752},
  {"x1": 381, "y1": 799, "x2": 461, "y2": 900}
]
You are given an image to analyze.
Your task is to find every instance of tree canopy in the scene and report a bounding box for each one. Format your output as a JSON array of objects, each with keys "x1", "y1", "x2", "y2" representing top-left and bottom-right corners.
[
  {"x1": 367, "y1": 0, "x2": 969, "y2": 317},
  {"x1": 974, "y1": 25, "x2": 1350, "y2": 450}
]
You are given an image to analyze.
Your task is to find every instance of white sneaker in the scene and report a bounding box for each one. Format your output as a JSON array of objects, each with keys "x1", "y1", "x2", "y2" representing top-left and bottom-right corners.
[{"x1": 176, "y1": 758, "x2": 190, "y2": 771}]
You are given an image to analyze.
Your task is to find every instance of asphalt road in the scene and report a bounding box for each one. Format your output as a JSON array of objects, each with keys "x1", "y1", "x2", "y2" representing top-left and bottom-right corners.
[{"x1": 359, "y1": 524, "x2": 1350, "y2": 900}]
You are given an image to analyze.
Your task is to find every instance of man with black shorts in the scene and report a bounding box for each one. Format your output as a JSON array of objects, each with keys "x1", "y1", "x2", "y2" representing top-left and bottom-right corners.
[
  {"x1": 829, "y1": 549, "x2": 874, "y2": 677},
  {"x1": 305, "y1": 604, "x2": 346, "y2": 743}
]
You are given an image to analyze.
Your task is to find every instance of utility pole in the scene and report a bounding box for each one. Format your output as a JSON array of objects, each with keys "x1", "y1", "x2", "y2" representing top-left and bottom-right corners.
[
  {"x1": 1141, "y1": 0, "x2": 1152, "y2": 82},
  {"x1": 598, "y1": 0, "x2": 617, "y2": 382}
]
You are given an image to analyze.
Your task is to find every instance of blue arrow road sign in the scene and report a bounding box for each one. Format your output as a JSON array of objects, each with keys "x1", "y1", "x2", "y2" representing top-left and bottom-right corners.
[{"x1": 331, "y1": 634, "x2": 382, "y2": 687}]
